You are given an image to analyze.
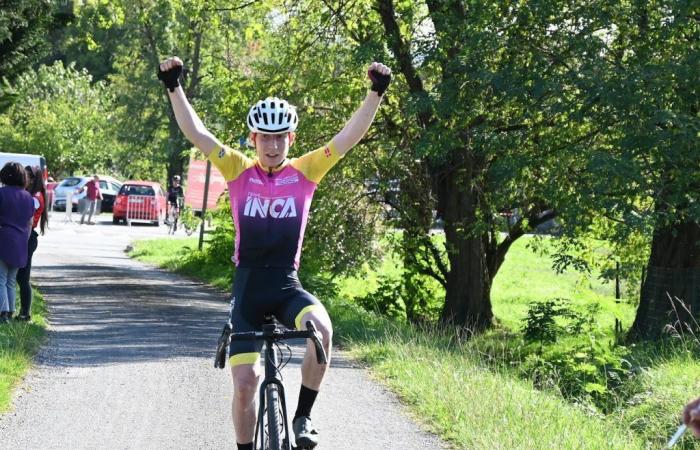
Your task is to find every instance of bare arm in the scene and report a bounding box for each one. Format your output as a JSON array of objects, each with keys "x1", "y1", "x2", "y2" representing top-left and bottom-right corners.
[
  {"x1": 330, "y1": 62, "x2": 392, "y2": 156},
  {"x1": 159, "y1": 57, "x2": 224, "y2": 157}
]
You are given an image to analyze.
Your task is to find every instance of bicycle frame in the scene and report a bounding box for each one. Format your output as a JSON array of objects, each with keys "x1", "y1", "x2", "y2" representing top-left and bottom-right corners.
[
  {"x1": 215, "y1": 320, "x2": 327, "y2": 450},
  {"x1": 255, "y1": 323, "x2": 293, "y2": 450}
]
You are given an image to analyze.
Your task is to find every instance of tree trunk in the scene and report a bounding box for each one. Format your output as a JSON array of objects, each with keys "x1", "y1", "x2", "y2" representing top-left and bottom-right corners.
[
  {"x1": 629, "y1": 220, "x2": 700, "y2": 340},
  {"x1": 167, "y1": 119, "x2": 186, "y2": 180},
  {"x1": 438, "y1": 168, "x2": 494, "y2": 331}
]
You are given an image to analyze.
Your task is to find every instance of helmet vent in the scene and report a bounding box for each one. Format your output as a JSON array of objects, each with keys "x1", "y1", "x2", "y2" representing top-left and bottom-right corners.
[{"x1": 247, "y1": 97, "x2": 298, "y2": 133}]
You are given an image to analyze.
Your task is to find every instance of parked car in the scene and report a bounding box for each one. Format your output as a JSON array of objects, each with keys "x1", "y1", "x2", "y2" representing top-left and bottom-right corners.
[
  {"x1": 53, "y1": 176, "x2": 122, "y2": 212},
  {"x1": 112, "y1": 181, "x2": 167, "y2": 225}
]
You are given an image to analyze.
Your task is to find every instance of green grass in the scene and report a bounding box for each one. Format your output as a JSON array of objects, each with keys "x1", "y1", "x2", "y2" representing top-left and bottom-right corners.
[
  {"x1": 0, "y1": 288, "x2": 48, "y2": 412},
  {"x1": 130, "y1": 236, "x2": 700, "y2": 449},
  {"x1": 326, "y1": 297, "x2": 642, "y2": 449},
  {"x1": 490, "y1": 237, "x2": 636, "y2": 333},
  {"x1": 129, "y1": 237, "x2": 233, "y2": 290}
]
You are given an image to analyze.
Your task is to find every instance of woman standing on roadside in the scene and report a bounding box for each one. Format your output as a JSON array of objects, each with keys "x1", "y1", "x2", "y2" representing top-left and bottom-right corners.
[
  {"x1": 15, "y1": 166, "x2": 48, "y2": 321},
  {"x1": 0, "y1": 162, "x2": 34, "y2": 323}
]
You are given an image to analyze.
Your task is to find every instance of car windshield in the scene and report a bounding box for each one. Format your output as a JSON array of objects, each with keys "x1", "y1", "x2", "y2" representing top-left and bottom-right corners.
[
  {"x1": 120, "y1": 185, "x2": 155, "y2": 196},
  {"x1": 60, "y1": 177, "x2": 83, "y2": 187}
]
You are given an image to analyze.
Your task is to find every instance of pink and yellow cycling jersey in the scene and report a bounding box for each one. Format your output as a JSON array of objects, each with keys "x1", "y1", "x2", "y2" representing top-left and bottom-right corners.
[{"x1": 208, "y1": 142, "x2": 343, "y2": 270}]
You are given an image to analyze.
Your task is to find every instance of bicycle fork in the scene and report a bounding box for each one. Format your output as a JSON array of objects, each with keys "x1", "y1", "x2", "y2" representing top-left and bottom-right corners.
[{"x1": 255, "y1": 341, "x2": 293, "y2": 450}]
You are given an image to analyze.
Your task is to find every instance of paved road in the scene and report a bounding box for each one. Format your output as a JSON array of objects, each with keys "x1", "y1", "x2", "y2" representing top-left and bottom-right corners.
[{"x1": 0, "y1": 213, "x2": 444, "y2": 449}]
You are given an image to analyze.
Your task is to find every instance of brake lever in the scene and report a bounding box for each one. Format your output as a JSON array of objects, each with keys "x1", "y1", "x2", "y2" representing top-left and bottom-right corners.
[
  {"x1": 214, "y1": 323, "x2": 232, "y2": 369},
  {"x1": 305, "y1": 321, "x2": 328, "y2": 365}
]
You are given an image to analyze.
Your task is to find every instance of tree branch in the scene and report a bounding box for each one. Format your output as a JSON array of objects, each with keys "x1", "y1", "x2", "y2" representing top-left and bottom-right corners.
[{"x1": 375, "y1": 0, "x2": 432, "y2": 128}]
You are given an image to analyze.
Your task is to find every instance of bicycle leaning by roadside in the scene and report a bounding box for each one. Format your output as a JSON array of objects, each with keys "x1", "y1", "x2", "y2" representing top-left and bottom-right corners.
[{"x1": 216, "y1": 318, "x2": 327, "y2": 450}]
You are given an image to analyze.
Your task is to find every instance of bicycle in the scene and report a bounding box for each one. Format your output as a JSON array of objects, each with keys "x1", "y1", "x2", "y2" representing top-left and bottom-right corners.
[
  {"x1": 166, "y1": 203, "x2": 180, "y2": 235},
  {"x1": 215, "y1": 318, "x2": 327, "y2": 450}
]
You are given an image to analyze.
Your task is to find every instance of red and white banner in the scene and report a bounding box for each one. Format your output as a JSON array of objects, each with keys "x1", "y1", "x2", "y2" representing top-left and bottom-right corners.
[{"x1": 184, "y1": 158, "x2": 227, "y2": 211}]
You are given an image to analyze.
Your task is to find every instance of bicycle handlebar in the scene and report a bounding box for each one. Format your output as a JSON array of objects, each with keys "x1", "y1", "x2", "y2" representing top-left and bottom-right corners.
[{"x1": 214, "y1": 321, "x2": 328, "y2": 369}]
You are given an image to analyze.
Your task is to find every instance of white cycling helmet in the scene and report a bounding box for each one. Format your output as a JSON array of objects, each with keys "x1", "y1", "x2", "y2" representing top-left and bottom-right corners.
[{"x1": 247, "y1": 97, "x2": 298, "y2": 134}]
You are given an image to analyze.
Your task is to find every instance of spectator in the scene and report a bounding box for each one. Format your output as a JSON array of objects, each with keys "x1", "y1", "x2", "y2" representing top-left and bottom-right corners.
[
  {"x1": 0, "y1": 162, "x2": 34, "y2": 323},
  {"x1": 684, "y1": 396, "x2": 700, "y2": 438},
  {"x1": 76, "y1": 175, "x2": 103, "y2": 225},
  {"x1": 15, "y1": 166, "x2": 48, "y2": 321}
]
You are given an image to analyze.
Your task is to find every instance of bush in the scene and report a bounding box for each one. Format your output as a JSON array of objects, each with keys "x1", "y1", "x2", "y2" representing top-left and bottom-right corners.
[
  {"x1": 520, "y1": 298, "x2": 634, "y2": 412},
  {"x1": 355, "y1": 268, "x2": 441, "y2": 323}
]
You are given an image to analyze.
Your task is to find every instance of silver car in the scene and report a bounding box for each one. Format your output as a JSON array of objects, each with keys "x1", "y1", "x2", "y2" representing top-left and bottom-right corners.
[{"x1": 52, "y1": 176, "x2": 122, "y2": 212}]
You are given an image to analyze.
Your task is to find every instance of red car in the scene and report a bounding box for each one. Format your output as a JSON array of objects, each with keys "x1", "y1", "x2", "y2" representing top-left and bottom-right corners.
[{"x1": 112, "y1": 181, "x2": 167, "y2": 225}]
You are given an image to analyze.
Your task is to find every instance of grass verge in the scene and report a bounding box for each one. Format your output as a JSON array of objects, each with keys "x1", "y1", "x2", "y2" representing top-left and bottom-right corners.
[
  {"x1": 128, "y1": 237, "x2": 698, "y2": 449},
  {"x1": 0, "y1": 288, "x2": 48, "y2": 412}
]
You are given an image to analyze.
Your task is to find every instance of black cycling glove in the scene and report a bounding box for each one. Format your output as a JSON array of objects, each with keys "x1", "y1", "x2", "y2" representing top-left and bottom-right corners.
[
  {"x1": 157, "y1": 65, "x2": 183, "y2": 92},
  {"x1": 368, "y1": 69, "x2": 392, "y2": 97}
]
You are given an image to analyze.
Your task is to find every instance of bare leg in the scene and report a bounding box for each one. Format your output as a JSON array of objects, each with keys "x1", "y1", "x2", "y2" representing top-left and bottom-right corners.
[
  {"x1": 299, "y1": 308, "x2": 333, "y2": 390},
  {"x1": 231, "y1": 363, "x2": 261, "y2": 444}
]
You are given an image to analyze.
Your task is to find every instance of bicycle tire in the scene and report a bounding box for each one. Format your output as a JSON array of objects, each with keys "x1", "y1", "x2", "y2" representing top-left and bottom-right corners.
[{"x1": 265, "y1": 384, "x2": 284, "y2": 450}]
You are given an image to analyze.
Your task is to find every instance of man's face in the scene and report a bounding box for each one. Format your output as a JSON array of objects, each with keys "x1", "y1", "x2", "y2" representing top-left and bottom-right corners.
[
  {"x1": 252, "y1": 132, "x2": 295, "y2": 168},
  {"x1": 93, "y1": 176, "x2": 99, "y2": 182}
]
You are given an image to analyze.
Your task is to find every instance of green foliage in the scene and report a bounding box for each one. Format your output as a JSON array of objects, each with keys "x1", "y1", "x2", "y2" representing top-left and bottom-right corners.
[
  {"x1": 0, "y1": 288, "x2": 47, "y2": 412},
  {"x1": 522, "y1": 338, "x2": 634, "y2": 413},
  {"x1": 203, "y1": 194, "x2": 235, "y2": 267},
  {"x1": 520, "y1": 299, "x2": 635, "y2": 412},
  {"x1": 0, "y1": 61, "x2": 124, "y2": 177},
  {"x1": 356, "y1": 267, "x2": 441, "y2": 323},
  {"x1": 178, "y1": 206, "x2": 200, "y2": 235},
  {"x1": 0, "y1": 1, "x2": 56, "y2": 82},
  {"x1": 522, "y1": 298, "x2": 601, "y2": 345},
  {"x1": 550, "y1": 1, "x2": 699, "y2": 304},
  {"x1": 26, "y1": 0, "x2": 700, "y2": 332},
  {"x1": 356, "y1": 274, "x2": 405, "y2": 319}
]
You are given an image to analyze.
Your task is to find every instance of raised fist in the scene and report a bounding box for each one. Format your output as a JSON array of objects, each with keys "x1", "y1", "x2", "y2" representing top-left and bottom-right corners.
[
  {"x1": 158, "y1": 56, "x2": 184, "y2": 92},
  {"x1": 367, "y1": 62, "x2": 392, "y2": 96}
]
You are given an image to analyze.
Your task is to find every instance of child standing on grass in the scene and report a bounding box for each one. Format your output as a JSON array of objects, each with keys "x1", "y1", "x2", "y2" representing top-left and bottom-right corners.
[{"x1": 0, "y1": 162, "x2": 34, "y2": 323}]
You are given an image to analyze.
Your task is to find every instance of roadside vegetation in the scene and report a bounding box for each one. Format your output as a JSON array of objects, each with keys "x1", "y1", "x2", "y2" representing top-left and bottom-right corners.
[
  {"x1": 0, "y1": 289, "x2": 48, "y2": 412},
  {"x1": 130, "y1": 236, "x2": 699, "y2": 449},
  {"x1": 1, "y1": 0, "x2": 697, "y2": 447}
]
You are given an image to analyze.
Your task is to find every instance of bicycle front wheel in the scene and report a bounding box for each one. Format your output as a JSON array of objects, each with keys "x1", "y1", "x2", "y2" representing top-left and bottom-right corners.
[{"x1": 264, "y1": 384, "x2": 284, "y2": 450}]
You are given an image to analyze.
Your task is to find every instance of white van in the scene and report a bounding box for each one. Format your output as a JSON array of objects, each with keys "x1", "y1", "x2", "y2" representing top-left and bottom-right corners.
[{"x1": 0, "y1": 152, "x2": 47, "y2": 182}]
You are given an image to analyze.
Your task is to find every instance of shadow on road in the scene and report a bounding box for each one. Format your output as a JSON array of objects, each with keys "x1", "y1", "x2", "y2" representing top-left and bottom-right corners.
[
  {"x1": 32, "y1": 263, "x2": 357, "y2": 370},
  {"x1": 33, "y1": 263, "x2": 229, "y2": 367}
]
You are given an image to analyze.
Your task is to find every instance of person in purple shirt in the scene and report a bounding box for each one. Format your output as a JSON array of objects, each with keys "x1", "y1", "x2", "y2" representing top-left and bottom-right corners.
[{"x1": 0, "y1": 162, "x2": 35, "y2": 323}]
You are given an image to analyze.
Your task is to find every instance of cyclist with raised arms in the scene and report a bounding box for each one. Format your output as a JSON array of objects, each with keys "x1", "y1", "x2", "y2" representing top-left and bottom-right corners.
[{"x1": 158, "y1": 56, "x2": 391, "y2": 450}]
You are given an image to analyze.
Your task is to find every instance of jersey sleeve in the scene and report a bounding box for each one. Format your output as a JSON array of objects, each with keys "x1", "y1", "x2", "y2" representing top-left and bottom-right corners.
[
  {"x1": 208, "y1": 145, "x2": 254, "y2": 181},
  {"x1": 290, "y1": 141, "x2": 344, "y2": 184}
]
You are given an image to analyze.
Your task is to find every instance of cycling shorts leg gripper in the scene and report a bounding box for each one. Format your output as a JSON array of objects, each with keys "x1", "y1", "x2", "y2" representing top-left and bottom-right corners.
[
  {"x1": 230, "y1": 352, "x2": 261, "y2": 367},
  {"x1": 294, "y1": 304, "x2": 322, "y2": 330}
]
